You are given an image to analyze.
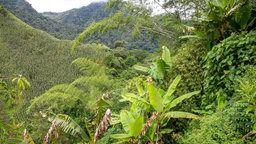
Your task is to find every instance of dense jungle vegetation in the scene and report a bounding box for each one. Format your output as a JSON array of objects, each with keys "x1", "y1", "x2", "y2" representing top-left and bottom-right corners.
[{"x1": 0, "y1": 0, "x2": 256, "y2": 143}]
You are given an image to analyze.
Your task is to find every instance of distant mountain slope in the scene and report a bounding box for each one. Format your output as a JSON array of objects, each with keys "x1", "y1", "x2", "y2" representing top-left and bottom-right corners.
[
  {"x1": 0, "y1": 0, "x2": 80, "y2": 39},
  {"x1": 42, "y1": 2, "x2": 158, "y2": 51},
  {"x1": 0, "y1": 0, "x2": 158, "y2": 51},
  {"x1": 42, "y1": 2, "x2": 110, "y2": 28},
  {"x1": 0, "y1": 6, "x2": 106, "y2": 98}
]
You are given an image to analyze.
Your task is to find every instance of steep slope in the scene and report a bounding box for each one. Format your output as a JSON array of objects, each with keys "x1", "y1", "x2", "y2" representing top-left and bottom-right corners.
[
  {"x1": 1, "y1": 0, "x2": 158, "y2": 51},
  {"x1": 43, "y1": 2, "x2": 110, "y2": 28},
  {"x1": 42, "y1": 2, "x2": 158, "y2": 51},
  {"x1": 0, "y1": 0, "x2": 80, "y2": 39},
  {"x1": 0, "y1": 6, "x2": 106, "y2": 99}
]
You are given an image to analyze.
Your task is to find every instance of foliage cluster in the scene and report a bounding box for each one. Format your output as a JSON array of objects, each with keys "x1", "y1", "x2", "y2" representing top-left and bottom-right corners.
[
  {"x1": 1, "y1": 0, "x2": 256, "y2": 143},
  {"x1": 203, "y1": 31, "x2": 256, "y2": 108}
]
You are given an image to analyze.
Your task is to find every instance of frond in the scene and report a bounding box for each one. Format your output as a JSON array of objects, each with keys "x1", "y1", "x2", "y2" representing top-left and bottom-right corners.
[
  {"x1": 48, "y1": 113, "x2": 90, "y2": 142},
  {"x1": 23, "y1": 129, "x2": 35, "y2": 144},
  {"x1": 72, "y1": 11, "x2": 124, "y2": 51},
  {"x1": 94, "y1": 109, "x2": 112, "y2": 143},
  {"x1": 71, "y1": 58, "x2": 103, "y2": 76},
  {"x1": 27, "y1": 92, "x2": 80, "y2": 114},
  {"x1": 46, "y1": 84, "x2": 84, "y2": 97}
]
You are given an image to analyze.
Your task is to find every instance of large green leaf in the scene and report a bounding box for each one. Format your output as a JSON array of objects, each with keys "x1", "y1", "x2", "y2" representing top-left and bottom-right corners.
[
  {"x1": 148, "y1": 84, "x2": 163, "y2": 112},
  {"x1": 164, "y1": 111, "x2": 200, "y2": 120},
  {"x1": 110, "y1": 133, "x2": 132, "y2": 141},
  {"x1": 235, "y1": 4, "x2": 252, "y2": 29},
  {"x1": 162, "y1": 46, "x2": 171, "y2": 66},
  {"x1": 120, "y1": 110, "x2": 135, "y2": 133},
  {"x1": 130, "y1": 116, "x2": 144, "y2": 137},
  {"x1": 121, "y1": 93, "x2": 151, "y2": 109},
  {"x1": 155, "y1": 59, "x2": 165, "y2": 80},
  {"x1": 165, "y1": 91, "x2": 200, "y2": 111},
  {"x1": 134, "y1": 65, "x2": 150, "y2": 73},
  {"x1": 163, "y1": 75, "x2": 181, "y2": 104}
]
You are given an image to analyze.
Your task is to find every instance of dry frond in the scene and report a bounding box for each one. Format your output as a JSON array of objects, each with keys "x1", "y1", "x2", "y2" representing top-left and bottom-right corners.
[
  {"x1": 43, "y1": 122, "x2": 58, "y2": 144},
  {"x1": 94, "y1": 108, "x2": 111, "y2": 143},
  {"x1": 23, "y1": 129, "x2": 35, "y2": 144},
  {"x1": 138, "y1": 111, "x2": 159, "y2": 138},
  {"x1": 39, "y1": 111, "x2": 59, "y2": 144}
]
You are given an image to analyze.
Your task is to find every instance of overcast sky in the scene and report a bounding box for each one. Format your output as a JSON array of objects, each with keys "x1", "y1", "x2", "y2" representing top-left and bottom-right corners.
[{"x1": 26, "y1": 0, "x2": 108, "y2": 13}]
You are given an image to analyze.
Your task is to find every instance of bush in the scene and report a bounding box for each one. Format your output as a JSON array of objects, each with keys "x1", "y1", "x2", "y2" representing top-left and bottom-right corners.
[
  {"x1": 179, "y1": 110, "x2": 244, "y2": 144},
  {"x1": 203, "y1": 31, "x2": 256, "y2": 107}
]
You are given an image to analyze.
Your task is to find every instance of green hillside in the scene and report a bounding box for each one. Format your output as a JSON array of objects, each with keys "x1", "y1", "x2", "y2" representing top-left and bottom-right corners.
[
  {"x1": 1, "y1": 0, "x2": 255, "y2": 143},
  {"x1": 0, "y1": 7, "x2": 146, "y2": 143},
  {"x1": 0, "y1": 6, "x2": 108, "y2": 98},
  {"x1": 42, "y1": 2, "x2": 158, "y2": 51},
  {"x1": 0, "y1": 0, "x2": 158, "y2": 51},
  {"x1": 42, "y1": 2, "x2": 110, "y2": 28},
  {"x1": 0, "y1": 0, "x2": 80, "y2": 39}
]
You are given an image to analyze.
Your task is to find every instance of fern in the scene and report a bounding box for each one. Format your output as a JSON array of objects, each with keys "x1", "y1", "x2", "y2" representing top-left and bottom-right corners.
[{"x1": 72, "y1": 11, "x2": 124, "y2": 51}]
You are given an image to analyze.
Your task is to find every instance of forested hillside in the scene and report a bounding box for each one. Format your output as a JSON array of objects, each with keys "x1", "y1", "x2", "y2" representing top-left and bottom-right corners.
[
  {"x1": 0, "y1": 0, "x2": 158, "y2": 50},
  {"x1": 1, "y1": 0, "x2": 256, "y2": 143},
  {"x1": 42, "y1": 2, "x2": 110, "y2": 28},
  {"x1": 0, "y1": 0, "x2": 80, "y2": 39}
]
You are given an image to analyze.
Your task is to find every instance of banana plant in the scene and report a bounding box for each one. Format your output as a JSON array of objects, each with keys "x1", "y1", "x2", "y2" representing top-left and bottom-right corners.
[
  {"x1": 134, "y1": 46, "x2": 171, "y2": 84},
  {"x1": 40, "y1": 97, "x2": 111, "y2": 144},
  {"x1": 111, "y1": 75, "x2": 200, "y2": 143}
]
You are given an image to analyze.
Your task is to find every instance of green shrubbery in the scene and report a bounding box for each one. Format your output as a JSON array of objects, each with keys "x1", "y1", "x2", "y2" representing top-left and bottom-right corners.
[{"x1": 203, "y1": 31, "x2": 256, "y2": 108}]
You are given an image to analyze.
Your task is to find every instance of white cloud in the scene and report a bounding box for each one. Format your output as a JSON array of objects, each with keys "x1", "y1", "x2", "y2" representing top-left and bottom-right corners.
[{"x1": 26, "y1": 0, "x2": 107, "y2": 12}]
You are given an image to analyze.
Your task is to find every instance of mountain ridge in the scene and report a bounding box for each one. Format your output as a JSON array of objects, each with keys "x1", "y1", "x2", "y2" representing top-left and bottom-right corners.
[{"x1": 0, "y1": 0, "x2": 80, "y2": 39}]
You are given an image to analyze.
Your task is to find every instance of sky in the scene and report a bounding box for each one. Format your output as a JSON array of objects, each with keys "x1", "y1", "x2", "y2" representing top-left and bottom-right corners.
[{"x1": 26, "y1": 0, "x2": 108, "y2": 13}]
